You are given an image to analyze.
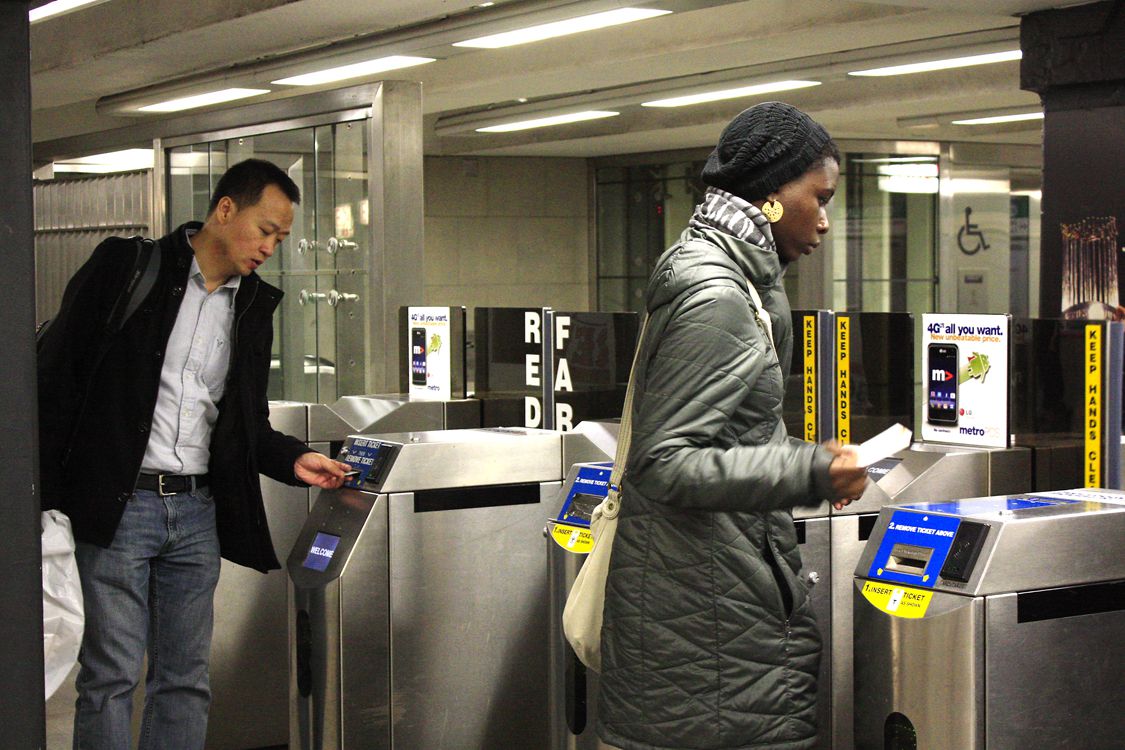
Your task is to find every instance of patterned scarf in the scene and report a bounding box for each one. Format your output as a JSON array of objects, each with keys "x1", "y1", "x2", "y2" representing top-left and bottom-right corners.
[{"x1": 688, "y1": 187, "x2": 775, "y2": 251}]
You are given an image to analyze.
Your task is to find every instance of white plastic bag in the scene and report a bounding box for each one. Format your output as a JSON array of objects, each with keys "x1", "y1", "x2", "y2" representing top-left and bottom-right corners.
[{"x1": 42, "y1": 510, "x2": 84, "y2": 699}]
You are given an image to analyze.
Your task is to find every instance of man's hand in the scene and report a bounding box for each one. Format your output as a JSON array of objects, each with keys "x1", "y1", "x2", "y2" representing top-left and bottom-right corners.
[
  {"x1": 294, "y1": 451, "x2": 350, "y2": 489},
  {"x1": 823, "y1": 441, "x2": 868, "y2": 510}
]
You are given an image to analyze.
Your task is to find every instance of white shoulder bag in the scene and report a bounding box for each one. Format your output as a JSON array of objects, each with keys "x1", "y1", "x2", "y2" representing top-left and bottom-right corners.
[{"x1": 562, "y1": 316, "x2": 646, "y2": 673}]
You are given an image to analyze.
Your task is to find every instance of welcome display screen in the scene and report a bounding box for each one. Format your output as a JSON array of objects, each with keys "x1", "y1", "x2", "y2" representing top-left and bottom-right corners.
[{"x1": 302, "y1": 531, "x2": 341, "y2": 572}]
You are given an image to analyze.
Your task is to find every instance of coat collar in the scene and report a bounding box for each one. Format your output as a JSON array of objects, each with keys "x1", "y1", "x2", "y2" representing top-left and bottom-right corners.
[
  {"x1": 166, "y1": 221, "x2": 283, "y2": 316},
  {"x1": 686, "y1": 224, "x2": 782, "y2": 289}
]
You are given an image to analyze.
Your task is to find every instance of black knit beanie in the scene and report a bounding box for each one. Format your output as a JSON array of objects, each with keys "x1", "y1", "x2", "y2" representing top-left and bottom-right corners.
[{"x1": 701, "y1": 101, "x2": 833, "y2": 202}]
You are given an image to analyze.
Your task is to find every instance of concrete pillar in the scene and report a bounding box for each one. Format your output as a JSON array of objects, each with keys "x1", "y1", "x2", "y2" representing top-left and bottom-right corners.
[
  {"x1": 1022, "y1": 0, "x2": 1125, "y2": 318},
  {"x1": 0, "y1": 0, "x2": 48, "y2": 744}
]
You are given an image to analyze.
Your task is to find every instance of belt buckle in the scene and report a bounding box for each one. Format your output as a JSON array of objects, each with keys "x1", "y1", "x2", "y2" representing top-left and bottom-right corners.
[{"x1": 157, "y1": 474, "x2": 175, "y2": 496}]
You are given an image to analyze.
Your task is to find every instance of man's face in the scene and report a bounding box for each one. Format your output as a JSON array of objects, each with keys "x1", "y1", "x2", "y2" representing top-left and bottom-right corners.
[
  {"x1": 768, "y1": 157, "x2": 839, "y2": 265},
  {"x1": 212, "y1": 184, "x2": 294, "y2": 277}
]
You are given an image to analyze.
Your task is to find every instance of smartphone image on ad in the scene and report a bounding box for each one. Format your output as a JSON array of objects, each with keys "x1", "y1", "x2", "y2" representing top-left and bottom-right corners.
[
  {"x1": 927, "y1": 343, "x2": 959, "y2": 425},
  {"x1": 411, "y1": 327, "x2": 427, "y2": 386}
]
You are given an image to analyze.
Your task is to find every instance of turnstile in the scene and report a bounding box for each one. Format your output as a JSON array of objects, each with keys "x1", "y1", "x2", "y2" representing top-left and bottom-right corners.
[
  {"x1": 829, "y1": 442, "x2": 1030, "y2": 750},
  {"x1": 207, "y1": 396, "x2": 479, "y2": 750},
  {"x1": 853, "y1": 488, "x2": 1125, "y2": 748},
  {"x1": 288, "y1": 427, "x2": 563, "y2": 749},
  {"x1": 546, "y1": 455, "x2": 831, "y2": 750}
]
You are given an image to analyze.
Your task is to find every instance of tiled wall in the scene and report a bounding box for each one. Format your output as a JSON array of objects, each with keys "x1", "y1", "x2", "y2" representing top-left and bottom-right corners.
[{"x1": 423, "y1": 156, "x2": 590, "y2": 315}]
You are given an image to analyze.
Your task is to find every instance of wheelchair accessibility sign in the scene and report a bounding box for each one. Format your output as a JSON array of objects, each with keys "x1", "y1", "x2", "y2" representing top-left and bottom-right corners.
[{"x1": 957, "y1": 206, "x2": 990, "y2": 255}]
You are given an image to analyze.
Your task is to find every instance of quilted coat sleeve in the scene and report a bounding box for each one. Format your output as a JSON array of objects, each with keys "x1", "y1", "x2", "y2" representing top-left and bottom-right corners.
[{"x1": 626, "y1": 283, "x2": 834, "y2": 511}]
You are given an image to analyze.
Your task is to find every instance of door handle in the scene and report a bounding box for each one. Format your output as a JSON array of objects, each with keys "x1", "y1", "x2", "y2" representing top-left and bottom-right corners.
[
  {"x1": 298, "y1": 289, "x2": 327, "y2": 306},
  {"x1": 326, "y1": 237, "x2": 357, "y2": 254},
  {"x1": 327, "y1": 290, "x2": 359, "y2": 307}
]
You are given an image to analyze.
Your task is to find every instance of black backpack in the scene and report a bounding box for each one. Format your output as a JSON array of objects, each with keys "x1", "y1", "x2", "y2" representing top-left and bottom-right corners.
[{"x1": 36, "y1": 236, "x2": 160, "y2": 348}]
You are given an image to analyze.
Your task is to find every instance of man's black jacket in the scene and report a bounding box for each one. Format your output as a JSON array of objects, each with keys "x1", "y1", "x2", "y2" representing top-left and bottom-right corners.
[{"x1": 38, "y1": 222, "x2": 308, "y2": 572}]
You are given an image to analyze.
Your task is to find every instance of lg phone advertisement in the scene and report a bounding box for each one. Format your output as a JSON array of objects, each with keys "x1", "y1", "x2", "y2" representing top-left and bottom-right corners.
[
  {"x1": 407, "y1": 306, "x2": 453, "y2": 400},
  {"x1": 921, "y1": 314, "x2": 1010, "y2": 448}
]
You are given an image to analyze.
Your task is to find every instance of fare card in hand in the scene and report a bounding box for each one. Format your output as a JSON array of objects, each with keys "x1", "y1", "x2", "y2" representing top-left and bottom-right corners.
[{"x1": 851, "y1": 423, "x2": 912, "y2": 467}]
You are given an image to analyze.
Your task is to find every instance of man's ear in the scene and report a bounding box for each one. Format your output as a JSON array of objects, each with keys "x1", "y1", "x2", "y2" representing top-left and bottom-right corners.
[{"x1": 213, "y1": 196, "x2": 236, "y2": 223}]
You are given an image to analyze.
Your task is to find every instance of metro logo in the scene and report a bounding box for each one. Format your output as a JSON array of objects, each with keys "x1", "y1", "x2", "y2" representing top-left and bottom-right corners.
[{"x1": 930, "y1": 368, "x2": 953, "y2": 382}]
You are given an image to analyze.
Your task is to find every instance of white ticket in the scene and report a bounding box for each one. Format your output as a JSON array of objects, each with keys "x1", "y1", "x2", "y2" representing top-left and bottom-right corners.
[{"x1": 849, "y1": 423, "x2": 913, "y2": 467}]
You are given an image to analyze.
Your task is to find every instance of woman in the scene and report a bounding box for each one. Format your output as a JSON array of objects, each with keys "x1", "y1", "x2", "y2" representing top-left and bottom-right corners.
[{"x1": 598, "y1": 102, "x2": 868, "y2": 750}]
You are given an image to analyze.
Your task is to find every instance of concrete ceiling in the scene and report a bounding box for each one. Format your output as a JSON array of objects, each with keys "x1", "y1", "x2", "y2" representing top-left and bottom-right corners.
[{"x1": 28, "y1": 0, "x2": 1084, "y2": 160}]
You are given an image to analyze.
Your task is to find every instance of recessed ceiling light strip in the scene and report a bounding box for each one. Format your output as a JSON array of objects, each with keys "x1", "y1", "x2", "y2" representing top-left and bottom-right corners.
[
  {"x1": 476, "y1": 110, "x2": 619, "y2": 132},
  {"x1": 951, "y1": 111, "x2": 1043, "y2": 125},
  {"x1": 454, "y1": 7, "x2": 671, "y2": 49},
  {"x1": 273, "y1": 56, "x2": 435, "y2": 86},
  {"x1": 849, "y1": 49, "x2": 1022, "y2": 77},
  {"x1": 642, "y1": 80, "x2": 820, "y2": 108},
  {"x1": 138, "y1": 88, "x2": 271, "y2": 113}
]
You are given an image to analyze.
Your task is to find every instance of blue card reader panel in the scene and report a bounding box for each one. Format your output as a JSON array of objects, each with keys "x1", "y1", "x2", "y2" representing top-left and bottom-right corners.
[
  {"x1": 556, "y1": 463, "x2": 612, "y2": 527},
  {"x1": 340, "y1": 437, "x2": 395, "y2": 488},
  {"x1": 867, "y1": 510, "x2": 962, "y2": 588}
]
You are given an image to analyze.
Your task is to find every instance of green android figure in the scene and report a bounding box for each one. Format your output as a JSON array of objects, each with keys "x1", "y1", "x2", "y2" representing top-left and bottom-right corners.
[
  {"x1": 959, "y1": 352, "x2": 990, "y2": 384},
  {"x1": 428, "y1": 333, "x2": 442, "y2": 355}
]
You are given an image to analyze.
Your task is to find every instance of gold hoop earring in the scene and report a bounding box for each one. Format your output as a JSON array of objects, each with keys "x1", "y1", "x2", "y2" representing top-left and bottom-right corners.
[{"x1": 762, "y1": 199, "x2": 784, "y2": 223}]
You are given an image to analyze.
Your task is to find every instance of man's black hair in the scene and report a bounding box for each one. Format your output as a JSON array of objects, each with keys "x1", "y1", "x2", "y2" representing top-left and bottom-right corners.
[{"x1": 207, "y1": 158, "x2": 300, "y2": 215}]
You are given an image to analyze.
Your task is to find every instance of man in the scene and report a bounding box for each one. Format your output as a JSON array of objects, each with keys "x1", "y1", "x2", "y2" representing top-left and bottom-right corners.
[{"x1": 38, "y1": 158, "x2": 348, "y2": 749}]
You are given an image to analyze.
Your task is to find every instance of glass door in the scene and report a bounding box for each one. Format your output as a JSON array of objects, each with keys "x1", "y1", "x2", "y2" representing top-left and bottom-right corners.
[{"x1": 166, "y1": 116, "x2": 369, "y2": 402}]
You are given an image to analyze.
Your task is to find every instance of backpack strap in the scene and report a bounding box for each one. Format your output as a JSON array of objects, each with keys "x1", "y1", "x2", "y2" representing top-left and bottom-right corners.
[{"x1": 105, "y1": 237, "x2": 159, "y2": 335}]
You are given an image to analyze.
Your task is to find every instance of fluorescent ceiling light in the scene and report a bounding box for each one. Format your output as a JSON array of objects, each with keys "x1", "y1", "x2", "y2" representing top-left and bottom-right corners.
[
  {"x1": 877, "y1": 163, "x2": 939, "y2": 178},
  {"x1": 852, "y1": 156, "x2": 937, "y2": 164},
  {"x1": 53, "y1": 148, "x2": 154, "y2": 174},
  {"x1": 29, "y1": 0, "x2": 111, "y2": 23},
  {"x1": 940, "y1": 178, "x2": 1009, "y2": 196},
  {"x1": 273, "y1": 56, "x2": 435, "y2": 86},
  {"x1": 849, "y1": 49, "x2": 1021, "y2": 77},
  {"x1": 951, "y1": 111, "x2": 1043, "y2": 125},
  {"x1": 454, "y1": 8, "x2": 671, "y2": 49},
  {"x1": 138, "y1": 88, "x2": 270, "y2": 113},
  {"x1": 642, "y1": 80, "x2": 821, "y2": 108},
  {"x1": 476, "y1": 110, "x2": 619, "y2": 132},
  {"x1": 878, "y1": 176, "x2": 939, "y2": 194}
]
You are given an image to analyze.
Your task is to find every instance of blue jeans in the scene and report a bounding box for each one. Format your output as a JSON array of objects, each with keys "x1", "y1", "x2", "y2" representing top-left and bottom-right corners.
[{"x1": 73, "y1": 487, "x2": 221, "y2": 750}]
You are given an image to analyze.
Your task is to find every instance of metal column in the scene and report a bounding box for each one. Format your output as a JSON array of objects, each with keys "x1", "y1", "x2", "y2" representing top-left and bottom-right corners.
[
  {"x1": 368, "y1": 80, "x2": 424, "y2": 393},
  {"x1": 0, "y1": 1, "x2": 47, "y2": 745}
]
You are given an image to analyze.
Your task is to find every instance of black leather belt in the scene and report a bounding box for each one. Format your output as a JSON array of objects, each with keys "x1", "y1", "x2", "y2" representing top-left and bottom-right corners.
[{"x1": 136, "y1": 473, "x2": 209, "y2": 496}]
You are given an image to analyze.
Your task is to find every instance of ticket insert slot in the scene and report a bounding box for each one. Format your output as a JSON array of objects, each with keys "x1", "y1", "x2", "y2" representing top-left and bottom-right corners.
[{"x1": 885, "y1": 543, "x2": 933, "y2": 576}]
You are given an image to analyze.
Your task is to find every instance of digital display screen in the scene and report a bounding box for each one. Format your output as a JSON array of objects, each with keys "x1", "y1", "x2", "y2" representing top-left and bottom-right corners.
[{"x1": 302, "y1": 531, "x2": 341, "y2": 572}]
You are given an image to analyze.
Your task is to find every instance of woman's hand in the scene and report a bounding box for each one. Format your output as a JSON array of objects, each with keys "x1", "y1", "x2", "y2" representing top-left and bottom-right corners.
[{"x1": 823, "y1": 441, "x2": 868, "y2": 510}]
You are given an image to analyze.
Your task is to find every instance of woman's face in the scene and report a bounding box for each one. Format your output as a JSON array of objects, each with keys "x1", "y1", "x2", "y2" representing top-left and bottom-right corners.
[{"x1": 763, "y1": 157, "x2": 839, "y2": 264}]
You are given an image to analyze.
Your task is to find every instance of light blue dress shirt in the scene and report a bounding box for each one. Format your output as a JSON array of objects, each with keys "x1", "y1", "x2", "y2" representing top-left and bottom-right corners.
[{"x1": 141, "y1": 233, "x2": 241, "y2": 475}]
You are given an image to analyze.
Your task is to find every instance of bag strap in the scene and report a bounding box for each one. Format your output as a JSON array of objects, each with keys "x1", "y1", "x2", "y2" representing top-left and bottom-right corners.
[
  {"x1": 604, "y1": 314, "x2": 649, "y2": 520},
  {"x1": 106, "y1": 237, "x2": 159, "y2": 335}
]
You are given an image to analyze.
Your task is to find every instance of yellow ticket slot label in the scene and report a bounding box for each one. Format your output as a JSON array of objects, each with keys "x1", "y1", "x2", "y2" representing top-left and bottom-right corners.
[
  {"x1": 804, "y1": 315, "x2": 816, "y2": 442},
  {"x1": 550, "y1": 522, "x2": 594, "y2": 554},
  {"x1": 1085, "y1": 324, "x2": 1101, "y2": 488},
  {"x1": 861, "y1": 580, "x2": 933, "y2": 619},
  {"x1": 837, "y1": 316, "x2": 850, "y2": 444}
]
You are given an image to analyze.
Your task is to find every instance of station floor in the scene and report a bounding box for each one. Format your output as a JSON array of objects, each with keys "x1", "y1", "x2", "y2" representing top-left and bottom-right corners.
[{"x1": 45, "y1": 665, "x2": 79, "y2": 749}]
